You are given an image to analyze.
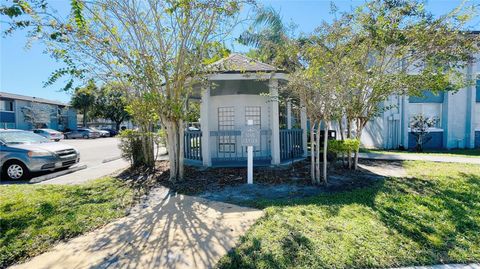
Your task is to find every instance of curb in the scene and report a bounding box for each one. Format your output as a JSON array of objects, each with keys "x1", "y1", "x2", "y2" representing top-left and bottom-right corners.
[
  {"x1": 102, "y1": 156, "x2": 123, "y2": 163},
  {"x1": 29, "y1": 165, "x2": 88, "y2": 184}
]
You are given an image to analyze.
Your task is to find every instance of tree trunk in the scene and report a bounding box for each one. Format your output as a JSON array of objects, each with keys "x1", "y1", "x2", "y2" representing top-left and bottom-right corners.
[
  {"x1": 338, "y1": 118, "x2": 345, "y2": 167},
  {"x1": 338, "y1": 119, "x2": 344, "y2": 140},
  {"x1": 347, "y1": 118, "x2": 352, "y2": 169},
  {"x1": 315, "y1": 121, "x2": 321, "y2": 185},
  {"x1": 179, "y1": 119, "x2": 185, "y2": 179},
  {"x1": 323, "y1": 121, "x2": 329, "y2": 184},
  {"x1": 354, "y1": 146, "x2": 359, "y2": 170},
  {"x1": 165, "y1": 119, "x2": 185, "y2": 182},
  {"x1": 83, "y1": 107, "x2": 88, "y2": 127},
  {"x1": 310, "y1": 120, "x2": 316, "y2": 184},
  {"x1": 353, "y1": 119, "x2": 364, "y2": 170},
  {"x1": 115, "y1": 121, "x2": 121, "y2": 131},
  {"x1": 138, "y1": 123, "x2": 155, "y2": 168}
]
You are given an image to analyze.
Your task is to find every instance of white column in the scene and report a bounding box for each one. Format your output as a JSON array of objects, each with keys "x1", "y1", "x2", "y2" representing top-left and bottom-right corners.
[
  {"x1": 300, "y1": 101, "x2": 308, "y2": 157},
  {"x1": 270, "y1": 79, "x2": 281, "y2": 165},
  {"x1": 287, "y1": 100, "x2": 292, "y2": 129},
  {"x1": 200, "y1": 87, "x2": 211, "y2": 166},
  {"x1": 247, "y1": 119, "x2": 254, "y2": 184}
]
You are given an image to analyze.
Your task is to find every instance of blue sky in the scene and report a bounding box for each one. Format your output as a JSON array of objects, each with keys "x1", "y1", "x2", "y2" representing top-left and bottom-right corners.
[{"x1": 1, "y1": 0, "x2": 479, "y2": 103}]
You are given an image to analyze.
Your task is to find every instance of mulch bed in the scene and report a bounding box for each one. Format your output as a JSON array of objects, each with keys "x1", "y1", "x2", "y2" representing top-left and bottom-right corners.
[{"x1": 118, "y1": 159, "x2": 394, "y2": 196}]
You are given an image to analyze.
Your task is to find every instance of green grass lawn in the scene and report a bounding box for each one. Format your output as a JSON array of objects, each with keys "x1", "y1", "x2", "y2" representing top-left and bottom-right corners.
[
  {"x1": 0, "y1": 178, "x2": 134, "y2": 268},
  {"x1": 218, "y1": 161, "x2": 480, "y2": 269},
  {"x1": 360, "y1": 148, "x2": 480, "y2": 158}
]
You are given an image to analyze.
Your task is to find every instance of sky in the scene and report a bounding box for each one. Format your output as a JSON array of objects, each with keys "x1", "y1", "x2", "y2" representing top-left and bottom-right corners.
[{"x1": 1, "y1": 0, "x2": 479, "y2": 103}]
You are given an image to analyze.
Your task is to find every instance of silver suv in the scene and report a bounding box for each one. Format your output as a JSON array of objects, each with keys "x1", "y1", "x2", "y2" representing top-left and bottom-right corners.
[{"x1": 0, "y1": 129, "x2": 80, "y2": 180}]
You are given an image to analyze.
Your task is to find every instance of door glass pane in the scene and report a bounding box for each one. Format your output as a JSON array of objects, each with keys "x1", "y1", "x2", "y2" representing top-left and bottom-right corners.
[
  {"x1": 245, "y1": 106, "x2": 261, "y2": 127},
  {"x1": 218, "y1": 107, "x2": 235, "y2": 153}
]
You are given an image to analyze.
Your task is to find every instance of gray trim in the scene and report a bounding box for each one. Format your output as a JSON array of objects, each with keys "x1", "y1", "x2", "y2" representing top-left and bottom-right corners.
[{"x1": 0, "y1": 92, "x2": 68, "y2": 106}]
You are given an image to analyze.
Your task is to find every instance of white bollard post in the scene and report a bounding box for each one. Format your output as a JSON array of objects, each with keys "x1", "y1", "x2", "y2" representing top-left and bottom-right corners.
[{"x1": 247, "y1": 119, "x2": 253, "y2": 184}]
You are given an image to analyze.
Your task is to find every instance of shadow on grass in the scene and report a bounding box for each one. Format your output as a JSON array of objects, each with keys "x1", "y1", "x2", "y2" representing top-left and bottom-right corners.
[
  {"x1": 0, "y1": 180, "x2": 133, "y2": 268},
  {"x1": 218, "y1": 167, "x2": 480, "y2": 269}
]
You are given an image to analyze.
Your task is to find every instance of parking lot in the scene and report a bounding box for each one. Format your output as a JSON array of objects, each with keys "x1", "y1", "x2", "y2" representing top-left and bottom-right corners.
[
  {"x1": 61, "y1": 137, "x2": 122, "y2": 167},
  {"x1": 0, "y1": 137, "x2": 124, "y2": 184},
  {"x1": 1, "y1": 135, "x2": 168, "y2": 184}
]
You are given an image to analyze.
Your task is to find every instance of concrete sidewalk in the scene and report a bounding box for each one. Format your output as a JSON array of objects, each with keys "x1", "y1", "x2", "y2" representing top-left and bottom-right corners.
[
  {"x1": 395, "y1": 263, "x2": 480, "y2": 269},
  {"x1": 359, "y1": 152, "x2": 480, "y2": 165},
  {"x1": 10, "y1": 187, "x2": 263, "y2": 269}
]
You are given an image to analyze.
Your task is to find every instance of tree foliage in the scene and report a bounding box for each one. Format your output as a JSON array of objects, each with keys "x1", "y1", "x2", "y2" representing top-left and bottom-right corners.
[
  {"x1": 70, "y1": 80, "x2": 96, "y2": 127},
  {"x1": 410, "y1": 114, "x2": 440, "y2": 152},
  {"x1": 336, "y1": 0, "x2": 478, "y2": 168},
  {"x1": 21, "y1": 102, "x2": 51, "y2": 129},
  {"x1": 91, "y1": 83, "x2": 130, "y2": 131},
  {"x1": 2, "y1": 0, "x2": 248, "y2": 180},
  {"x1": 286, "y1": 0, "x2": 479, "y2": 176},
  {"x1": 239, "y1": 6, "x2": 300, "y2": 72}
]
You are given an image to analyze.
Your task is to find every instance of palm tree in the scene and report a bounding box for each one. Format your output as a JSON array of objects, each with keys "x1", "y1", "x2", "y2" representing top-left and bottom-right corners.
[
  {"x1": 71, "y1": 81, "x2": 96, "y2": 127},
  {"x1": 238, "y1": 7, "x2": 299, "y2": 72}
]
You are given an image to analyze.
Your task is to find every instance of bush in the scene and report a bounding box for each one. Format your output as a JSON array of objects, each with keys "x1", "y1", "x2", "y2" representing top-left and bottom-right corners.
[
  {"x1": 410, "y1": 114, "x2": 439, "y2": 152},
  {"x1": 118, "y1": 130, "x2": 161, "y2": 167},
  {"x1": 328, "y1": 139, "x2": 360, "y2": 154},
  {"x1": 156, "y1": 128, "x2": 167, "y2": 147}
]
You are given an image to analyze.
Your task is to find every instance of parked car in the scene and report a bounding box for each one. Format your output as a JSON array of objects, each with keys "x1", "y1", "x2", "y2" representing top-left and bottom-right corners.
[
  {"x1": 64, "y1": 128, "x2": 101, "y2": 139},
  {"x1": 91, "y1": 128, "x2": 110, "y2": 137},
  {"x1": 101, "y1": 128, "x2": 118, "y2": 137},
  {"x1": 187, "y1": 126, "x2": 200, "y2": 131},
  {"x1": 33, "y1": 129, "x2": 64, "y2": 142},
  {"x1": 0, "y1": 129, "x2": 80, "y2": 180}
]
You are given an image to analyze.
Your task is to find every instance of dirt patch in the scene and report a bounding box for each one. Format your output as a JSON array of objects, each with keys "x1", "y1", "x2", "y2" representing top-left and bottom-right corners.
[
  {"x1": 358, "y1": 159, "x2": 407, "y2": 178},
  {"x1": 118, "y1": 159, "x2": 406, "y2": 204}
]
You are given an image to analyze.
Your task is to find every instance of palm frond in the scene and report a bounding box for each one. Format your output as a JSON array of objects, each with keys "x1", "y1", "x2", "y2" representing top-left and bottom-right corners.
[
  {"x1": 237, "y1": 31, "x2": 263, "y2": 47},
  {"x1": 253, "y1": 6, "x2": 284, "y2": 33}
]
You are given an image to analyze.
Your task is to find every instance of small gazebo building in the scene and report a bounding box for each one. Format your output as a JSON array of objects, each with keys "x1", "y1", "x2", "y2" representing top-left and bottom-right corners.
[{"x1": 184, "y1": 54, "x2": 307, "y2": 167}]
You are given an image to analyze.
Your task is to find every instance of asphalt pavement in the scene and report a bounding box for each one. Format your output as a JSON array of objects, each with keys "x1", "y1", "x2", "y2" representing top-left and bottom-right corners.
[
  {"x1": 1, "y1": 137, "x2": 166, "y2": 185},
  {"x1": 61, "y1": 137, "x2": 123, "y2": 167},
  {"x1": 37, "y1": 137, "x2": 167, "y2": 185}
]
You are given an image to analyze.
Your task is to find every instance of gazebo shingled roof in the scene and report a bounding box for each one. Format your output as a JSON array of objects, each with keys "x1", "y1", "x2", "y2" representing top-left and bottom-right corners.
[{"x1": 208, "y1": 53, "x2": 283, "y2": 73}]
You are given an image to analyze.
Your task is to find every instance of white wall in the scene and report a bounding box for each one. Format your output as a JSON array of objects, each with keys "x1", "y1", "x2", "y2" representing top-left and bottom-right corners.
[
  {"x1": 361, "y1": 116, "x2": 385, "y2": 149},
  {"x1": 209, "y1": 94, "x2": 271, "y2": 130},
  {"x1": 446, "y1": 89, "x2": 468, "y2": 148},
  {"x1": 207, "y1": 94, "x2": 271, "y2": 157},
  {"x1": 408, "y1": 103, "x2": 442, "y2": 127}
]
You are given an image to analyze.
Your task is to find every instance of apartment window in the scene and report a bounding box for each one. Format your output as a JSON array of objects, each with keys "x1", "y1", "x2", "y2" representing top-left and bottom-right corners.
[
  {"x1": 218, "y1": 107, "x2": 235, "y2": 153},
  {"x1": 408, "y1": 103, "x2": 442, "y2": 129},
  {"x1": 409, "y1": 90, "x2": 444, "y2": 103},
  {"x1": 0, "y1": 100, "x2": 14, "y2": 112},
  {"x1": 245, "y1": 106, "x2": 261, "y2": 127}
]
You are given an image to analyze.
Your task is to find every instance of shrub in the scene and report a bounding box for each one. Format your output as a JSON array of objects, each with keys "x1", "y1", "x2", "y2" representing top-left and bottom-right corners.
[
  {"x1": 328, "y1": 139, "x2": 360, "y2": 154},
  {"x1": 410, "y1": 114, "x2": 439, "y2": 152},
  {"x1": 118, "y1": 130, "x2": 162, "y2": 168},
  {"x1": 156, "y1": 128, "x2": 167, "y2": 147}
]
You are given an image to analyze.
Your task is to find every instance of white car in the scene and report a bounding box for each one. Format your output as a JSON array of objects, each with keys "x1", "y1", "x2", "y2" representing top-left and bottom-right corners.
[{"x1": 33, "y1": 129, "x2": 64, "y2": 142}]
